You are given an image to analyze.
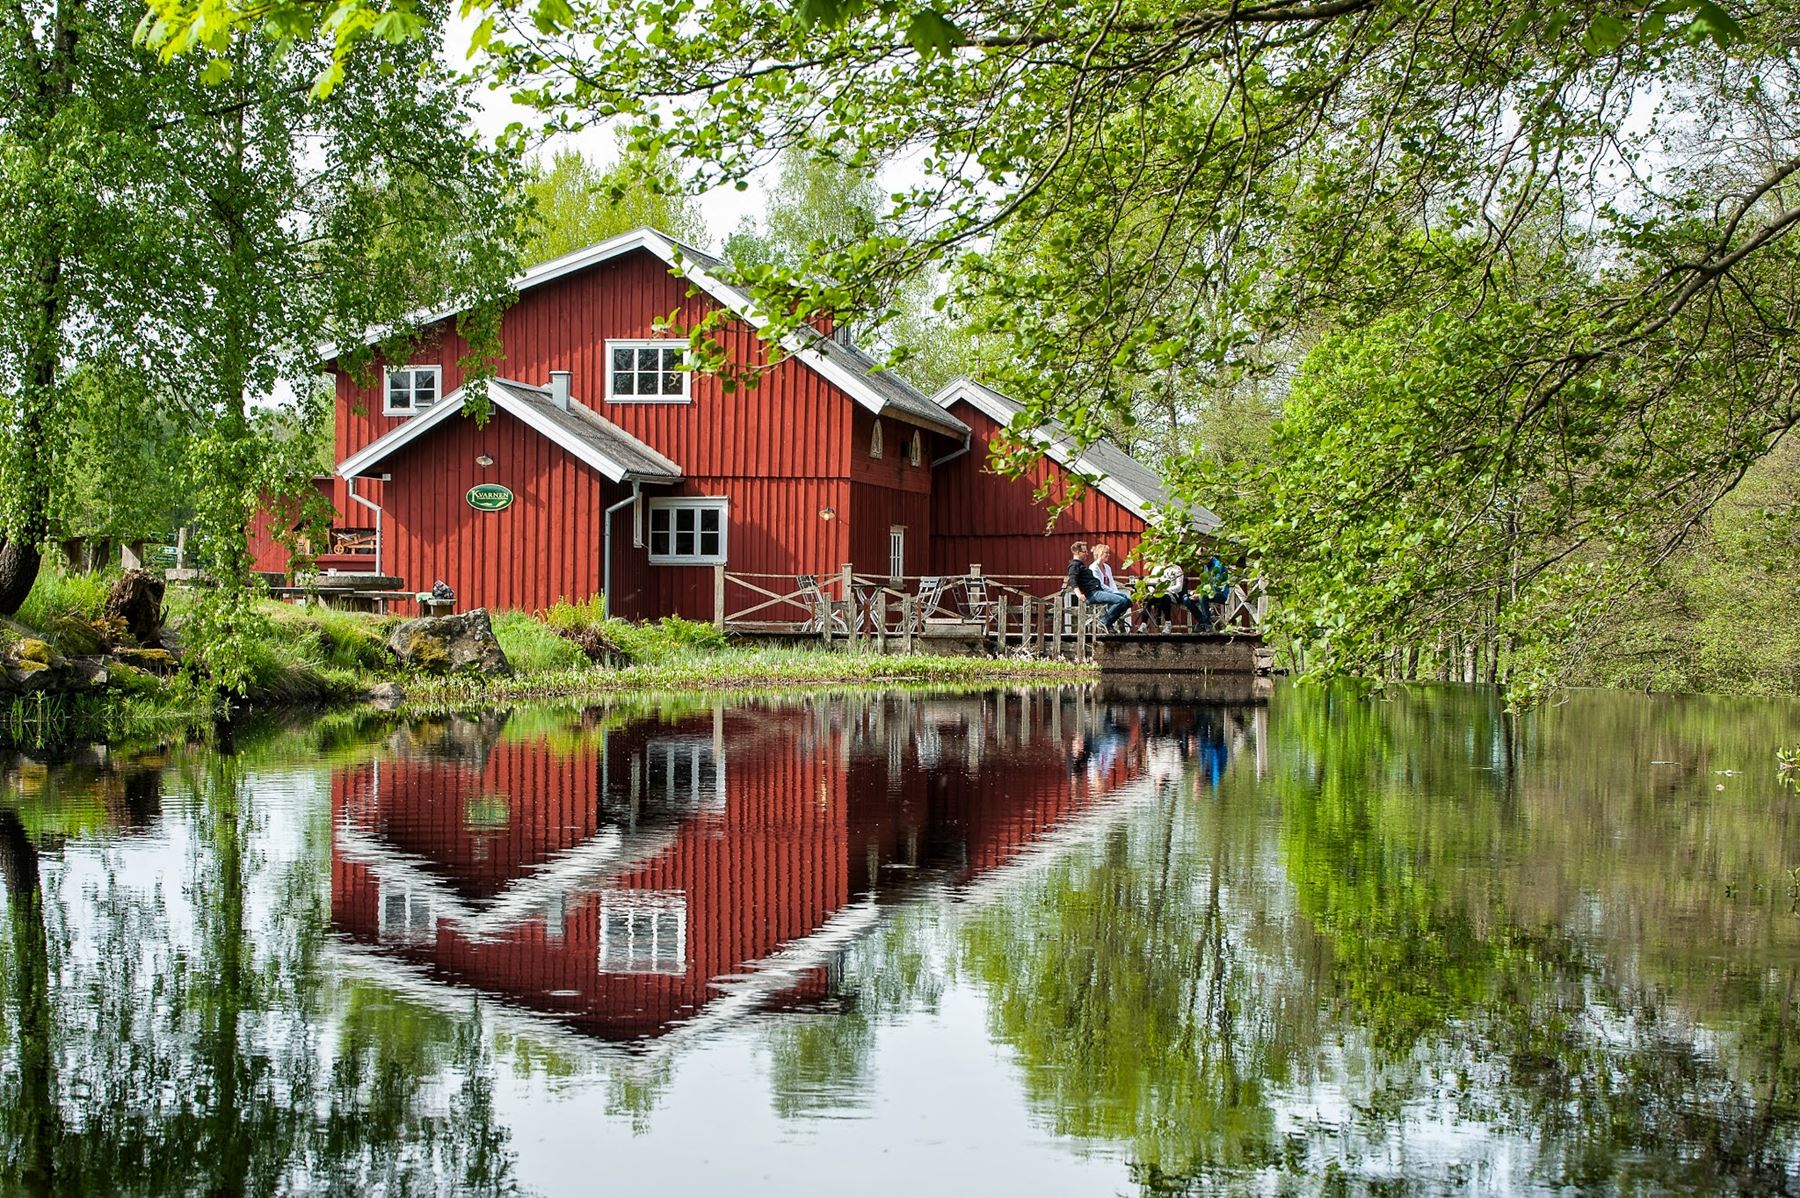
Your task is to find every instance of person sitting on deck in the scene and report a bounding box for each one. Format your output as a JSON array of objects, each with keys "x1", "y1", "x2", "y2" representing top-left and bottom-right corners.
[
  {"x1": 1146, "y1": 560, "x2": 1210, "y2": 633},
  {"x1": 1066, "y1": 541, "x2": 1131, "y2": 631},
  {"x1": 1199, "y1": 554, "x2": 1231, "y2": 629},
  {"x1": 1092, "y1": 543, "x2": 1142, "y2": 631}
]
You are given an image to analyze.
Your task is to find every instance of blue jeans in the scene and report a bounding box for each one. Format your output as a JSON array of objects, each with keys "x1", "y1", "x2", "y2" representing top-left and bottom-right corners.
[{"x1": 1088, "y1": 588, "x2": 1131, "y2": 630}]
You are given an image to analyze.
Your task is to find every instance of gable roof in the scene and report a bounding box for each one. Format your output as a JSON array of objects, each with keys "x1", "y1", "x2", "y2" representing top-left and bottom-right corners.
[
  {"x1": 931, "y1": 377, "x2": 1223, "y2": 534},
  {"x1": 335, "y1": 227, "x2": 968, "y2": 439},
  {"x1": 337, "y1": 377, "x2": 683, "y2": 484}
]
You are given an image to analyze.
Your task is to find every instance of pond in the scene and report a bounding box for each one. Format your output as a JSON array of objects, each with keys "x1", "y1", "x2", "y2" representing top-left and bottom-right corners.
[{"x1": 1, "y1": 683, "x2": 1798, "y2": 1195}]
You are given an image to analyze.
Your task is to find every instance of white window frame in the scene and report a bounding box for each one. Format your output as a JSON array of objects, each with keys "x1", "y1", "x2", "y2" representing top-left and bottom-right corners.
[
  {"x1": 870, "y1": 418, "x2": 884, "y2": 459},
  {"x1": 889, "y1": 525, "x2": 905, "y2": 581},
  {"x1": 597, "y1": 890, "x2": 688, "y2": 975},
  {"x1": 383, "y1": 365, "x2": 441, "y2": 416},
  {"x1": 644, "y1": 738, "x2": 726, "y2": 810},
  {"x1": 605, "y1": 339, "x2": 691, "y2": 403},
  {"x1": 377, "y1": 883, "x2": 435, "y2": 944},
  {"x1": 647, "y1": 497, "x2": 728, "y2": 566}
]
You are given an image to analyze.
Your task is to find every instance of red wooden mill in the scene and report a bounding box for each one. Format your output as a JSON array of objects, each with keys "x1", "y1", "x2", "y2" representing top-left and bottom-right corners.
[{"x1": 253, "y1": 227, "x2": 1220, "y2": 621}]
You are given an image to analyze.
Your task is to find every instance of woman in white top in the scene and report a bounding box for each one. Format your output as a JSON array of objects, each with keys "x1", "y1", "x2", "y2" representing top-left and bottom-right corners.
[{"x1": 1092, "y1": 543, "x2": 1119, "y2": 592}]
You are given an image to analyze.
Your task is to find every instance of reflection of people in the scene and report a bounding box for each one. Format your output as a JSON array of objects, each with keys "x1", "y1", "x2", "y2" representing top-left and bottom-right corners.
[{"x1": 1066, "y1": 541, "x2": 1131, "y2": 631}]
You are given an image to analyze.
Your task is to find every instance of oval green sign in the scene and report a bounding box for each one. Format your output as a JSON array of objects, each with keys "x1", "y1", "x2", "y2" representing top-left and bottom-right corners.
[{"x1": 466, "y1": 483, "x2": 514, "y2": 512}]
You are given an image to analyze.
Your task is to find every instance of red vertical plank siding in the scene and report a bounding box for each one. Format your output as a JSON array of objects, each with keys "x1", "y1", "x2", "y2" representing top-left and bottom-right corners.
[
  {"x1": 308, "y1": 245, "x2": 1156, "y2": 614},
  {"x1": 928, "y1": 400, "x2": 1149, "y2": 578}
]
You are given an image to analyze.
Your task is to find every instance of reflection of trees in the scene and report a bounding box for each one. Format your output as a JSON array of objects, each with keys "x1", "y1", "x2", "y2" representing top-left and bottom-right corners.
[
  {"x1": 1275, "y1": 684, "x2": 1800, "y2": 1191},
  {"x1": 958, "y1": 787, "x2": 1306, "y2": 1186},
  {"x1": 0, "y1": 752, "x2": 519, "y2": 1194}
]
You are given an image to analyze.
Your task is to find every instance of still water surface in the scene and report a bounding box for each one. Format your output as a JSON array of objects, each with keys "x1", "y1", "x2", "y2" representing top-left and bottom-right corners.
[{"x1": 1, "y1": 684, "x2": 1798, "y2": 1195}]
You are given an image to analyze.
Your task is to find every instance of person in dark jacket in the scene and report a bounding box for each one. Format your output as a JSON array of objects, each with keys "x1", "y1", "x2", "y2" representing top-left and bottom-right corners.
[{"x1": 1066, "y1": 541, "x2": 1131, "y2": 630}]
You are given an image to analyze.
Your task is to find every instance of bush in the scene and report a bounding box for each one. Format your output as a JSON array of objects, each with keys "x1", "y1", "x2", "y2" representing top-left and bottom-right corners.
[
  {"x1": 490, "y1": 610, "x2": 591, "y2": 674},
  {"x1": 608, "y1": 615, "x2": 727, "y2": 663},
  {"x1": 542, "y1": 595, "x2": 609, "y2": 632}
]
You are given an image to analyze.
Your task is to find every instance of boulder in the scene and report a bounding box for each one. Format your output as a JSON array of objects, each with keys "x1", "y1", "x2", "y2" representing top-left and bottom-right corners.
[
  {"x1": 104, "y1": 569, "x2": 166, "y2": 648},
  {"x1": 386, "y1": 609, "x2": 512, "y2": 677},
  {"x1": 366, "y1": 681, "x2": 406, "y2": 709}
]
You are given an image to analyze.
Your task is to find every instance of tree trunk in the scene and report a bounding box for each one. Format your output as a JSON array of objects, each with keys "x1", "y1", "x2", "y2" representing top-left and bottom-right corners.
[{"x1": 0, "y1": 540, "x2": 43, "y2": 615}]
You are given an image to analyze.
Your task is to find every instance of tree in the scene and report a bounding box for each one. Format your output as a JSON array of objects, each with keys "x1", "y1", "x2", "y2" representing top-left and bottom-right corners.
[
  {"x1": 136, "y1": 0, "x2": 1800, "y2": 690},
  {"x1": 521, "y1": 141, "x2": 705, "y2": 264}
]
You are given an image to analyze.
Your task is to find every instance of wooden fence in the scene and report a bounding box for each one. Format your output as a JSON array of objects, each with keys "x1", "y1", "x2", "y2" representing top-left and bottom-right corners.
[{"x1": 714, "y1": 563, "x2": 1267, "y2": 658}]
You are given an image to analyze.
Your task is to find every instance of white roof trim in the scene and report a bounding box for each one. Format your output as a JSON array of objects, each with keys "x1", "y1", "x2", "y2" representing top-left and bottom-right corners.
[
  {"x1": 928, "y1": 377, "x2": 1150, "y2": 511},
  {"x1": 335, "y1": 376, "x2": 671, "y2": 483},
  {"x1": 329, "y1": 227, "x2": 964, "y2": 436}
]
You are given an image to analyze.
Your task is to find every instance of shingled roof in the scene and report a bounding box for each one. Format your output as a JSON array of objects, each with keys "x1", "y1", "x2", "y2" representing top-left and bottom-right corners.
[
  {"x1": 932, "y1": 377, "x2": 1223, "y2": 533},
  {"x1": 337, "y1": 377, "x2": 683, "y2": 485}
]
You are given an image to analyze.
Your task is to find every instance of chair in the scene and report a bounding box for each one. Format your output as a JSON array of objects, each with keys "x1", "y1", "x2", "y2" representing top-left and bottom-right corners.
[
  {"x1": 914, "y1": 576, "x2": 946, "y2": 627},
  {"x1": 962, "y1": 575, "x2": 994, "y2": 625},
  {"x1": 796, "y1": 574, "x2": 847, "y2": 634}
]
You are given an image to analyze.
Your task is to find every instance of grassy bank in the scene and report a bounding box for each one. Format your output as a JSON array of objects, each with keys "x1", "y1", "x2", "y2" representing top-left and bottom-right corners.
[{"x1": 0, "y1": 567, "x2": 1092, "y2": 745}]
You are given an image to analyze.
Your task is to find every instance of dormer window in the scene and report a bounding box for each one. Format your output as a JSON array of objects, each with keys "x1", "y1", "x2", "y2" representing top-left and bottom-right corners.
[
  {"x1": 870, "y1": 418, "x2": 884, "y2": 459},
  {"x1": 908, "y1": 430, "x2": 923, "y2": 467},
  {"x1": 384, "y1": 365, "x2": 440, "y2": 415}
]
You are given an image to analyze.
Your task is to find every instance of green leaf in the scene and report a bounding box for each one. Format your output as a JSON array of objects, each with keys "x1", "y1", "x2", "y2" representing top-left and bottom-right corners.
[
  {"x1": 904, "y1": 8, "x2": 964, "y2": 57},
  {"x1": 199, "y1": 57, "x2": 233, "y2": 84},
  {"x1": 1583, "y1": 14, "x2": 1630, "y2": 53}
]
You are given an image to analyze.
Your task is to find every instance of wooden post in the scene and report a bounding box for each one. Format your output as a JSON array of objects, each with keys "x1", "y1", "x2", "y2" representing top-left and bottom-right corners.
[
  {"x1": 842, "y1": 563, "x2": 858, "y2": 654},
  {"x1": 874, "y1": 589, "x2": 887, "y2": 655},
  {"x1": 713, "y1": 564, "x2": 726, "y2": 630},
  {"x1": 902, "y1": 597, "x2": 915, "y2": 654},
  {"x1": 996, "y1": 595, "x2": 1009, "y2": 655},
  {"x1": 1076, "y1": 603, "x2": 1089, "y2": 661},
  {"x1": 175, "y1": 526, "x2": 189, "y2": 570}
]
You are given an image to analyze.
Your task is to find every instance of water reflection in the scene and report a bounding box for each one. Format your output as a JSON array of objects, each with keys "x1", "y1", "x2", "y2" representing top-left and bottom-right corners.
[
  {"x1": 3, "y1": 685, "x2": 1800, "y2": 1194},
  {"x1": 328, "y1": 693, "x2": 1238, "y2": 1047}
]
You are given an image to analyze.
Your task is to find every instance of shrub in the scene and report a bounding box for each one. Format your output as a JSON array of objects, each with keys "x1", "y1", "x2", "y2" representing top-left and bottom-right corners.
[
  {"x1": 542, "y1": 595, "x2": 609, "y2": 632},
  {"x1": 490, "y1": 610, "x2": 590, "y2": 674},
  {"x1": 608, "y1": 615, "x2": 728, "y2": 663}
]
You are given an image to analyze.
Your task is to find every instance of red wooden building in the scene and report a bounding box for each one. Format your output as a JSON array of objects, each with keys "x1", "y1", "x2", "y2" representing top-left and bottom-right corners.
[
  {"x1": 262, "y1": 228, "x2": 1218, "y2": 616},
  {"x1": 327, "y1": 694, "x2": 1212, "y2": 1044}
]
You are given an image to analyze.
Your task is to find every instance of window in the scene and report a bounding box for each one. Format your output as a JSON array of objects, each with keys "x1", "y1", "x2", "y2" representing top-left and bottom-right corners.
[
  {"x1": 647, "y1": 498, "x2": 727, "y2": 565},
  {"x1": 870, "y1": 418, "x2": 884, "y2": 459},
  {"x1": 645, "y1": 738, "x2": 725, "y2": 810},
  {"x1": 908, "y1": 430, "x2": 923, "y2": 467},
  {"x1": 598, "y1": 890, "x2": 687, "y2": 975},
  {"x1": 607, "y1": 340, "x2": 689, "y2": 402},
  {"x1": 378, "y1": 884, "x2": 435, "y2": 944},
  {"x1": 383, "y1": 365, "x2": 440, "y2": 415},
  {"x1": 889, "y1": 526, "x2": 905, "y2": 581}
]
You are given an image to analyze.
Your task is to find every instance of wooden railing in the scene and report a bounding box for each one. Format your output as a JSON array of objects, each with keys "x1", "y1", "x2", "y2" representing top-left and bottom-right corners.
[{"x1": 715, "y1": 563, "x2": 1268, "y2": 657}]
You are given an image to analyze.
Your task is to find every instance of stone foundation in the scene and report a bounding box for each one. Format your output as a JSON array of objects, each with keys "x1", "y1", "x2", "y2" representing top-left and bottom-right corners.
[{"x1": 1093, "y1": 632, "x2": 1269, "y2": 675}]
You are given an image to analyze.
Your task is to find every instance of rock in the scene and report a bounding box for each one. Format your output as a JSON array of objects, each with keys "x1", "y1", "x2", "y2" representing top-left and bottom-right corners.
[
  {"x1": 111, "y1": 647, "x2": 178, "y2": 674},
  {"x1": 385, "y1": 609, "x2": 512, "y2": 677},
  {"x1": 366, "y1": 681, "x2": 405, "y2": 709},
  {"x1": 48, "y1": 615, "x2": 107, "y2": 655},
  {"x1": 105, "y1": 569, "x2": 166, "y2": 648},
  {"x1": 13, "y1": 638, "x2": 63, "y2": 668}
]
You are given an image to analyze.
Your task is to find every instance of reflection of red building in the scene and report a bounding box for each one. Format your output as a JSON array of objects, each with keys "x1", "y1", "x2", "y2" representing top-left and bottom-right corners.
[{"x1": 330, "y1": 694, "x2": 1179, "y2": 1042}]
